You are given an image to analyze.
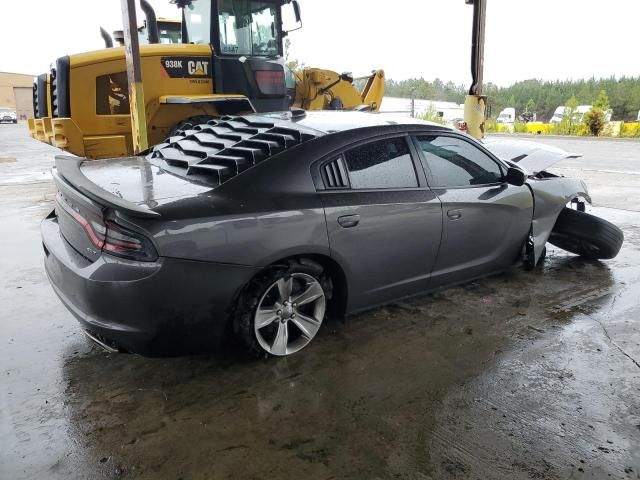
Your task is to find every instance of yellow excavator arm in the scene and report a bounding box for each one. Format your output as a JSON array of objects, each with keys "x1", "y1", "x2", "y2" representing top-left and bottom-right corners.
[{"x1": 292, "y1": 68, "x2": 384, "y2": 112}]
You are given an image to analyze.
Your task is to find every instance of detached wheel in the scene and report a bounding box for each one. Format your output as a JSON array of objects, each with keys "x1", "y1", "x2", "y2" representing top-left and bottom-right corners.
[
  {"x1": 549, "y1": 207, "x2": 623, "y2": 260},
  {"x1": 234, "y1": 259, "x2": 330, "y2": 357}
]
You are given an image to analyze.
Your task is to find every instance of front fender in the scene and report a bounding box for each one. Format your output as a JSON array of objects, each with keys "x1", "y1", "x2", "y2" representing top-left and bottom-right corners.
[{"x1": 528, "y1": 177, "x2": 592, "y2": 261}]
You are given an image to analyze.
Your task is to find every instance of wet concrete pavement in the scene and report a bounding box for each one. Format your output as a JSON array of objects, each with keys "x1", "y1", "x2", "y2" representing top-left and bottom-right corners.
[{"x1": 1, "y1": 124, "x2": 639, "y2": 479}]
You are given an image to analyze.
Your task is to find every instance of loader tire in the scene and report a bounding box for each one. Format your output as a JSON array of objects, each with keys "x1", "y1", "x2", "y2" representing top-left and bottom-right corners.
[{"x1": 548, "y1": 207, "x2": 623, "y2": 260}]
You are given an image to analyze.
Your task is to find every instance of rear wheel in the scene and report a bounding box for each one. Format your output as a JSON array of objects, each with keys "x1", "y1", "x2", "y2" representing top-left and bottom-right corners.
[
  {"x1": 234, "y1": 259, "x2": 331, "y2": 357},
  {"x1": 549, "y1": 207, "x2": 623, "y2": 260}
]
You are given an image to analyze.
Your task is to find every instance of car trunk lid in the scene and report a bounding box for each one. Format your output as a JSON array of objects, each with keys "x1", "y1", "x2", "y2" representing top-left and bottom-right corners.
[
  {"x1": 79, "y1": 155, "x2": 212, "y2": 208},
  {"x1": 53, "y1": 156, "x2": 180, "y2": 262}
]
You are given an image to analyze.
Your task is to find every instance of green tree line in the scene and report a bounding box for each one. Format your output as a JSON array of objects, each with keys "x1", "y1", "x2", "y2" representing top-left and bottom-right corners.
[
  {"x1": 385, "y1": 78, "x2": 468, "y2": 104},
  {"x1": 385, "y1": 77, "x2": 640, "y2": 121}
]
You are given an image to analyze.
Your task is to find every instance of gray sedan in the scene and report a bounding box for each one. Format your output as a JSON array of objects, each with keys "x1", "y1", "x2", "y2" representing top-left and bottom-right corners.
[{"x1": 41, "y1": 111, "x2": 623, "y2": 357}]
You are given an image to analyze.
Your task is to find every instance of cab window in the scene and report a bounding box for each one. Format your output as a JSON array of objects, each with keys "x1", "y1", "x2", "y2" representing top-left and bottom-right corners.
[
  {"x1": 185, "y1": 0, "x2": 212, "y2": 44},
  {"x1": 218, "y1": 1, "x2": 279, "y2": 56},
  {"x1": 416, "y1": 135, "x2": 503, "y2": 187},
  {"x1": 344, "y1": 138, "x2": 418, "y2": 189}
]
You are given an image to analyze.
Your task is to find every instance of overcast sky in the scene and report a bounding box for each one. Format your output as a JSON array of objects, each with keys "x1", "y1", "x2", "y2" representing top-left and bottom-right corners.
[{"x1": 1, "y1": 0, "x2": 638, "y2": 86}]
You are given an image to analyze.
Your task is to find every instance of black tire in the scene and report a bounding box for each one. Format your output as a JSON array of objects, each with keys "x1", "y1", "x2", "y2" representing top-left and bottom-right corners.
[
  {"x1": 168, "y1": 115, "x2": 216, "y2": 138},
  {"x1": 233, "y1": 258, "x2": 333, "y2": 357},
  {"x1": 548, "y1": 207, "x2": 623, "y2": 260}
]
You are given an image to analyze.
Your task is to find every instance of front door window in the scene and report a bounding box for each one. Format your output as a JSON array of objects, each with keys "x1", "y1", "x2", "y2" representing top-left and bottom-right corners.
[{"x1": 416, "y1": 135, "x2": 504, "y2": 187}]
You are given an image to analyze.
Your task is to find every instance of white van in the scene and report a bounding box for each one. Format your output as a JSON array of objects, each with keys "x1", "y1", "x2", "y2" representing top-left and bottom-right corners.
[
  {"x1": 574, "y1": 105, "x2": 593, "y2": 123},
  {"x1": 549, "y1": 106, "x2": 569, "y2": 124},
  {"x1": 496, "y1": 107, "x2": 516, "y2": 124}
]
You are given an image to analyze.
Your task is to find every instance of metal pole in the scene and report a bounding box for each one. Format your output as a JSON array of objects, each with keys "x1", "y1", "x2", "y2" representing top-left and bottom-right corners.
[
  {"x1": 411, "y1": 94, "x2": 415, "y2": 118},
  {"x1": 121, "y1": 0, "x2": 149, "y2": 153},
  {"x1": 464, "y1": 0, "x2": 487, "y2": 139},
  {"x1": 468, "y1": 0, "x2": 486, "y2": 96}
]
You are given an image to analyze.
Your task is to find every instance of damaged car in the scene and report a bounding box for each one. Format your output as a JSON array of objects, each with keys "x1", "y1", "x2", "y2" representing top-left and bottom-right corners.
[{"x1": 41, "y1": 111, "x2": 624, "y2": 357}]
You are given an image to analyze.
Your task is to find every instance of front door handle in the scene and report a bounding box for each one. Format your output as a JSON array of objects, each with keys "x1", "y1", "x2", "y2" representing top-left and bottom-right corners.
[
  {"x1": 338, "y1": 214, "x2": 360, "y2": 228},
  {"x1": 447, "y1": 209, "x2": 462, "y2": 220}
]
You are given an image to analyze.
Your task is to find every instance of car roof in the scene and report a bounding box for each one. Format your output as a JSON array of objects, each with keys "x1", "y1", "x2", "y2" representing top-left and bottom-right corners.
[{"x1": 258, "y1": 110, "x2": 452, "y2": 135}]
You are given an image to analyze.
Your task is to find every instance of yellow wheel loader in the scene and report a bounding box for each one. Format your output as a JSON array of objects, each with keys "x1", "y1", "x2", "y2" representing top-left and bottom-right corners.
[
  {"x1": 289, "y1": 68, "x2": 384, "y2": 112},
  {"x1": 29, "y1": 0, "x2": 384, "y2": 159}
]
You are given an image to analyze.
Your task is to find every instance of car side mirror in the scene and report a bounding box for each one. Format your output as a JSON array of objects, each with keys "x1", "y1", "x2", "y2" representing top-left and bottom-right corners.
[{"x1": 505, "y1": 166, "x2": 526, "y2": 186}]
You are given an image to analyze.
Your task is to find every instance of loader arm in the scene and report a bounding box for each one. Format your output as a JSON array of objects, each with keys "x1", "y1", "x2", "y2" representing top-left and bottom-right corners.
[{"x1": 293, "y1": 68, "x2": 385, "y2": 112}]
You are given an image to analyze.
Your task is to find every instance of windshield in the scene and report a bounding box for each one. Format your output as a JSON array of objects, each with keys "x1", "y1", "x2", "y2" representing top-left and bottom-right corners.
[
  {"x1": 185, "y1": 0, "x2": 212, "y2": 44},
  {"x1": 158, "y1": 22, "x2": 182, "y2": 44},
  {"x1": 0, "y1": 107, "x2": 11, "y2": 113},
  {"x1": 218, "y1": 0, "x2": 279, "y2": 56}
]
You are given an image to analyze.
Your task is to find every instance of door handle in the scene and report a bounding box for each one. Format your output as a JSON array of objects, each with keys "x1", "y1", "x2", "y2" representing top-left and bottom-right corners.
[
  {"x1": 447, "y1": 209, "x2": 462, "y2": 220},
  {"x1": 338, "y1": 214, "x2": 360, "y2": 228}
]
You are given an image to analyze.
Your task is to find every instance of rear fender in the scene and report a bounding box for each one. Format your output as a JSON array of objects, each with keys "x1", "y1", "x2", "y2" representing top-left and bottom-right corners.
[{"x1": 528, "y1": 177, "x2": 591, "y2": 261}]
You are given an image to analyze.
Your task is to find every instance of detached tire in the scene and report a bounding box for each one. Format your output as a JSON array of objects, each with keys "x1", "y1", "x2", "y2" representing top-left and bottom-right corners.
[{"x1": 549, "y1": 207, "x2": 623, "y2": 260}]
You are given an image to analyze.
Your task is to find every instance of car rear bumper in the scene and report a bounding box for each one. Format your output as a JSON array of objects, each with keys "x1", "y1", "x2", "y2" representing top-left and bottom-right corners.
[{"x1": 42, "y1": 215, "x2": 260, "y2": 355}]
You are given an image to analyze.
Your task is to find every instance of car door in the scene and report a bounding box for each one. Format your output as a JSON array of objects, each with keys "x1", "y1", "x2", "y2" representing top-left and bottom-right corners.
[
  {"x1": 319, "y1": 135, "x2": 443, "y2": 312},
  {"x1": 413, "y1": 133, "x2": 533, "y2": 288}
]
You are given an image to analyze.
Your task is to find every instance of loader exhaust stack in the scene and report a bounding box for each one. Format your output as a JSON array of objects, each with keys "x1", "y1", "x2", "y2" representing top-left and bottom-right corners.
[{"x1": 140, "y1": 0, "x2": 159, "y2": 44}]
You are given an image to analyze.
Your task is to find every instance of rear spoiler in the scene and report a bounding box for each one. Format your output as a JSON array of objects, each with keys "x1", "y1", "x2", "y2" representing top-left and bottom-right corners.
[{"x1": 54, "y1": 155, "x2": 160, "y2": 218}]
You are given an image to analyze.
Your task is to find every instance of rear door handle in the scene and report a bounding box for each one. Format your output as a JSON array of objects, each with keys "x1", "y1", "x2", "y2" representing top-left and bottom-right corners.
[
  {"x1": 447, "y1": 209, "x2": 462, "y2": 220},
  {"x1": 338, "y1": 214, "x2": 360, "y2": 228}
]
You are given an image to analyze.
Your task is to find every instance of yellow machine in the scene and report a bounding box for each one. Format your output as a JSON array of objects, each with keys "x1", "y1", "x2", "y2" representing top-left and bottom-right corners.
[
  {"x1": 29, "y1": 0, "x2": 385, "y2": 159},
  {"x1": 291, "y1": 68, "x2": 384, "y2": 112},
  {"x1": 29, "y1": 43, "x2": 256, "y2": 158}
]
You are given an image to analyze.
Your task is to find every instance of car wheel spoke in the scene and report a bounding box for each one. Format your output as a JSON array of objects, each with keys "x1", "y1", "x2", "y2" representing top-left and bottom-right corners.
[
  {"x1": 277, "y1": 277, "x2": 293, "y2": 301},
  {"x1": 255, "y1": 308, "x2": 278, "y2": 329},
  {"x1": 271, "y1": 321, "x2": 289, "y2": 355},
  {"x1": 291, "y1": 313, "x2": 321, "y2": 339},
  {"x1": 292, "y1": 281, "x2": 324, "y2": 307},
  {"x1": 254, "y1": 273, "x2": 326, "y2": 356}
]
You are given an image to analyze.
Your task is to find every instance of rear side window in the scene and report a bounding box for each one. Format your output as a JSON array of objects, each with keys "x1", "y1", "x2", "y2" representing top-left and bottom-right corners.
[
  {"x1": 344, "y1": 137, "x2": 418, "y2": 189},
  {"x1": 416, "y1": 135, "x2": 503, "y2": 187}
]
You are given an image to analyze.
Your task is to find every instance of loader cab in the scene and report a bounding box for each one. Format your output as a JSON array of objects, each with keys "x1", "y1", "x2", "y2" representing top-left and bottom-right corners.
[
  {"x1": 141, "y1": 18, "x2": 182, "y2": 44},
  {"x1": 181, "y1": 0, "x2": 298, "y2": 111}
]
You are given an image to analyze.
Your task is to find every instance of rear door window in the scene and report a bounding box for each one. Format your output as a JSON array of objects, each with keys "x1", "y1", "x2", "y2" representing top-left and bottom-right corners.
[
  {"x1": 344, "y1": 137, "x2": 418, "y2": 189},
  {"x1": 415, "y1": 135, "x2": 504, "y2": 187}
]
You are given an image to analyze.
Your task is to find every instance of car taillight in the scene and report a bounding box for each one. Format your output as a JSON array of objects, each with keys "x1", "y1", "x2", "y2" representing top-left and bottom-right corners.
[
  {"x1": 56, "y1": 192, "x2": 157, "y2": 261},
  {"x1": 101, "y1": 220, "x2": 157, "y2": 262},
  {"x1": 254, "y1": 70, "x2": 285, "y2": 95}
]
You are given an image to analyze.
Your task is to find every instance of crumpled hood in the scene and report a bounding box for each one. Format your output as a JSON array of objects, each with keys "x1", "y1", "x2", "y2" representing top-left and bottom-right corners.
[{"x1": 483, "y1": 138, "x2": 582, "y2": 174}]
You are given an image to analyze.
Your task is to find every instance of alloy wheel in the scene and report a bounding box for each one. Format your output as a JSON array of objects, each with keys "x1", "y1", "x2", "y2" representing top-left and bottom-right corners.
[{"x1": 254, "y1": 273, "x2": 326, "y2": 356}]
